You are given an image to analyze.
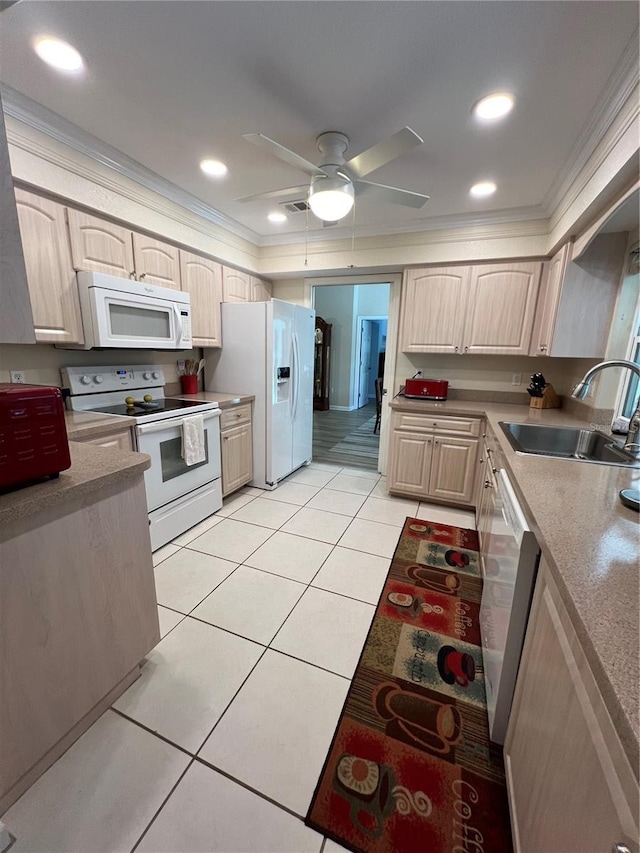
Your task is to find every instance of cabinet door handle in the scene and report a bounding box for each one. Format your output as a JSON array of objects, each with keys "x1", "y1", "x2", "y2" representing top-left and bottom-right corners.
[
  {"x1": 464, "y1": 346, "x2": 469, "y2": 352},
  {"x1": 454, "y1": 346, "x2": 459, "y2": 352},
  {"x1": 484, "y1": 480, "x2": 491, "y2": 489},
  {"x1": 611, "y1": 845, "x2": 632, "y2": 853},
  {"x1": 539, "y1": 345, "x2": 547, "y2": 352},
  {"x1": 139, "y1": 273, "x2": 147, "y2": 280}
]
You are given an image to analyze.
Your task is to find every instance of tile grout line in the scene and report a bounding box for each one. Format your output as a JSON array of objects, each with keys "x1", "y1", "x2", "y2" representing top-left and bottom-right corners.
[{"x1": 128, "y1": 756, "x2": 196, "y2": 853}]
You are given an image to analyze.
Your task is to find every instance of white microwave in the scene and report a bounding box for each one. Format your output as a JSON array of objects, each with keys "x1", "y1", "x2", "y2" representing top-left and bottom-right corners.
[{"x1": 64, "y1": 271, "x2": 193, "y2": 350}]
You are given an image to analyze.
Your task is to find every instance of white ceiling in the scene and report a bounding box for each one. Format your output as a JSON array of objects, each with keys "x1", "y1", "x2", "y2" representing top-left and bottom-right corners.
[{"x1": 0, "y1": 1, "x2": 638, "y2": 242}]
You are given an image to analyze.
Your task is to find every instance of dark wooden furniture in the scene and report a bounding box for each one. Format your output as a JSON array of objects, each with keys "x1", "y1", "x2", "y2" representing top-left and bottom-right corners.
[{"x1": 313, "y1": 317, "x2": 331, "y2": 411}]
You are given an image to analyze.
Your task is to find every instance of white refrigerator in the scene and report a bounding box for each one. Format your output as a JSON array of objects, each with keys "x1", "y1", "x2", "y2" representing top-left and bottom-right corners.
[{"x1": 205, "y1": 299, "x2": 315, "y2": 489}]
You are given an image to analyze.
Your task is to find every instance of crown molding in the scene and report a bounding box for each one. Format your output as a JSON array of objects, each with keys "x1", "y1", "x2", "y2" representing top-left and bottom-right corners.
[
  {"x1": 0, "y1": 84, "x2": 261, "y2": 248},
  {"x1": 543, "y1": 27, "x2": 640, "y2": 220},
  {"x1": 258, "y1": 204, "x2": 548, "y2": 248},
  {"x1": 260, "y1": 216, "x2": 550, "y2": 262}
]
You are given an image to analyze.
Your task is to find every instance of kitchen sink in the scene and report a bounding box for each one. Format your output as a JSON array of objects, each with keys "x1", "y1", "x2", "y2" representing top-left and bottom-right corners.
[{"x1": 498, "y1": 422, "x2": 640, "y2": 467}]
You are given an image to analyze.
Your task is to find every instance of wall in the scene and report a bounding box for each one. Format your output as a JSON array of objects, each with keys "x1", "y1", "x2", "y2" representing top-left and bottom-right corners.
[
  {"x1": 313, "y1": 285, "x2": 355, "y2": 409},
  {"x1": 0, "y1": 343, "x2": 201, "y2": 389},
  {"x1": 355, "y1": 284, "x2": 390, "y2": 317},
  {"x1": 393, "y1": 351, "x2": 601, "y2": 402}
]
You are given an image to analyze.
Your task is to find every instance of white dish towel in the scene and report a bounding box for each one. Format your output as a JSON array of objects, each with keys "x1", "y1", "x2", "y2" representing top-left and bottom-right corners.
[{"x1": 181, "y1": 414, "x2": 206, "y2": 466}]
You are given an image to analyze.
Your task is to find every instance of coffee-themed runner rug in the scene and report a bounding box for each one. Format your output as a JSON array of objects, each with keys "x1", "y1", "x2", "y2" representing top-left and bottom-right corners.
[{"x1": 306, "y1": 517, "x2": 513, "y2": 853}]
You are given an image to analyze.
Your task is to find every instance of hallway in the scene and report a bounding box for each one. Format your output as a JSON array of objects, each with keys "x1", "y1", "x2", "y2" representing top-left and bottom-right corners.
[{"x1": 312, "y1": 403, "x2": 379, "y2": 470}]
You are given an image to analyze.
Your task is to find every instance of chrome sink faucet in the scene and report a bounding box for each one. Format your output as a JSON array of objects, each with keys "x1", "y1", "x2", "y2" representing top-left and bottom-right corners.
[{"x1": 571, "y1": 360, "x2": 640, "y2": 451}]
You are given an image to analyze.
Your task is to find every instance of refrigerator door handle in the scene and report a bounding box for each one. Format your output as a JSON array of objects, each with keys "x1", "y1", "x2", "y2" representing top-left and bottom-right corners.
[{"x1": 291, "y1": 331, "x2": 300, "y2": 422}]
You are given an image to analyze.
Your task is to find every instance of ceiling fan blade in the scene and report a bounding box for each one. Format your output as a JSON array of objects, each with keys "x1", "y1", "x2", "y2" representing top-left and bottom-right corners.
[
  {"x1": 354, "y1": 179, "x2": 430, "y2": 209},
  {"x1": 235, "y1": 185, "x2": 310, "y2": 203},
  {"x1": 345, "y1": 127, "x2": 423, "y2": 179},
  {"x1": 243, "y1": 133, "x2": 325, "y2": 178}
]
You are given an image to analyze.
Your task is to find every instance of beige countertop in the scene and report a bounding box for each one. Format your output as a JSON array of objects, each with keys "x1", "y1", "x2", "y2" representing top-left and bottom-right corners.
[
  {"x1": 0, "y1": 441, "x2": 150, "y2": 529},
  {"x1": 64, "y1": 409, "x2": 137, "y2": 440},
  {"x1": 174, "y1": 391, "x2": 255, "y2": 409},
  {"x1": 390, "y1": 395, "x2": 640, "y2": 767}
]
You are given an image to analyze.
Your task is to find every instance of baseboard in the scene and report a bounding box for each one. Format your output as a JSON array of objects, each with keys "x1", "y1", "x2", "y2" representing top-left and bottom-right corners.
[{"x1": 329, "y1": 405, "x2": 356, "y2": 412}]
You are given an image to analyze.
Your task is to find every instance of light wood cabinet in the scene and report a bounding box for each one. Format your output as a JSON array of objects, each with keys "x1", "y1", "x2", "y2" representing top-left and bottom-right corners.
[
  {"x1": 505, "y1": 560, "x2": 639, "y2": 853},
  {"x1": 0, "y1": 477, "x2": 159, "y2": 812},
  {"x1": 399, "y1": 266, "x2": 469, "y2": 353},
  {"x1": 76, "y1": 428, "x2": 134, "y2": 451},
  {"x1": 15, "y1": 189, "x2": 84, "y2": 345},
  {"x1": 530, "y1": 233, "x2": 627, "y2": 358},
  {"x1": 250, "y1": 276, "x2": 272, "y2": 302},
  {"x1": 179, "y1": 251, "x2": 222, "y2": 347},
  {"x1": 388, "y1": 411, "x2": 479, "y2": 504},
  {"x1": 429, "y1": 435, "x2": 478, "y2": 502},
  {"x1": 463, "y1": 262, "x2": 541, "y2": 355},
  {"x1": 67, "y1": 209, "x2": 135, "y2": 278},
  {"x1": 222, "y1": 267, "x2": 252, "y2": 302},
  {"x1": 132, "y1": 233, "x2": 181, "y2": 290},
  {"x1": 400, "y1": 261, "x2": 541, "y2": 355},
  {"x1": 220, "y1": 403, "x2": 253, "y2": 496}
]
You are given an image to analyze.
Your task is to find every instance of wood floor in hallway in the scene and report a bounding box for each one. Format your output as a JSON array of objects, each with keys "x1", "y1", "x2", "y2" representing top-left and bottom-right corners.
[{"x1": 312, "y1": 402, "x2": 379, "y2": 470}]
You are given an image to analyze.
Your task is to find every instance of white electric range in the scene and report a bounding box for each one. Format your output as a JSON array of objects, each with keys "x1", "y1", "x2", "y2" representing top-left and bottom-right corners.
[{"x1": 62, "y1": 364, "x2": 222, "y2": 550}]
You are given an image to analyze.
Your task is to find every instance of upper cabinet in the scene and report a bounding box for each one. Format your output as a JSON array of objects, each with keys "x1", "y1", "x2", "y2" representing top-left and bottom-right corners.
[
  {"x1": 132, "y1": 233, "x2": 181, "y2": 290},
  {"x1": 15, "y1": 189, "x2": 84, "y2": 345},
  {"x1": 67, "y1": 209, "x2": 135, "y2": 278},
  {"x1": 250, "y1": 276, "x2": 272, "y2": 302},
  {"x1": 399, "y1": 261, "x2": 541, "y2": 355},
  {"x1": 463, "y1": 262, "x2": 541, "y2": 355},
  {"x1": 530, "y1": 233, "x2": 627, "y2": 358},
  {"x1": 222, "y1": 267, "x2": 251, "y2": 302},
  {"x1": 399, "y1": 266, "x2": 469, "y2": 354},
  {"x1": 179, "y1": 251, "x2": 222, "y2": 347}
]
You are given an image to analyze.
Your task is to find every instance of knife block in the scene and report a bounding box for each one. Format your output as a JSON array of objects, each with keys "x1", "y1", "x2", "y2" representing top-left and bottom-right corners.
[{"x1": 529, "y1": 383, "x2": 560, "y2": 409}]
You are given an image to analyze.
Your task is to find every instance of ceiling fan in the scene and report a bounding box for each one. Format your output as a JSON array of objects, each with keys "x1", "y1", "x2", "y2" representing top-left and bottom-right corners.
[{"x1": 236, "y1": 127, "x2": 430, "y2": 223}]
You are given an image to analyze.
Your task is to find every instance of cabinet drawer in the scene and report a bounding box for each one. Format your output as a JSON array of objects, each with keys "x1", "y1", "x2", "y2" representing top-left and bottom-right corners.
[
  {"x1": 220, "y1": 403, "x2": 252, "y2": 430},
  {"x1": 393, "y1": 412, "x2": 481, "y2": 437}
]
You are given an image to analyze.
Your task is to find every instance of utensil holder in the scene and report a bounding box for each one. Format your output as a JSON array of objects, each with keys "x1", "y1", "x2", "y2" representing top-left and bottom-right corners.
[
  {"x1": 180, "y1": 375, "x2": 198, "y2": 395},
  {"x1": 529, "y1": 383, "x2": 560, "y2": 409}
]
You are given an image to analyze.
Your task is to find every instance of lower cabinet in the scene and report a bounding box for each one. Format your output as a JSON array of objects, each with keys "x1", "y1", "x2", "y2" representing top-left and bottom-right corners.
[
  {"x1": 504, "y1": 560, "x2": 639, "y2": 853},
  {"x1": 73, "y1": 428, "x2": 135, "y2": 451},
  {"x1": 220, "y1": 404, "x2": 253, "y2": 496},
  {"x1": 388, "y1": 411, "x2": 480, "y2": 504}
]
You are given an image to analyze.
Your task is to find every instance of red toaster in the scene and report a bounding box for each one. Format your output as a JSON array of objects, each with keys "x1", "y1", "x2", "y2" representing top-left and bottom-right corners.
[
  {"x1": 0, "y1": 383, "x2": 71, "y2": 490},
  {"x1": 403, "y1": 378, "x2": 449, "y2": 401}
]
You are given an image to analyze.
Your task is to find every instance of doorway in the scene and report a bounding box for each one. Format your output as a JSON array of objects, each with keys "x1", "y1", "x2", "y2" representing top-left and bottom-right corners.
[{"x1": 310, "y1": 282, "x2": 391, "y2": 471}]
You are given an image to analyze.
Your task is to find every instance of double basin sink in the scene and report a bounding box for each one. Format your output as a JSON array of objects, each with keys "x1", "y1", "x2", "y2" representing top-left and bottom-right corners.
[{"x1": 499, "y1": 422, "x2": 640, "y2": 468}]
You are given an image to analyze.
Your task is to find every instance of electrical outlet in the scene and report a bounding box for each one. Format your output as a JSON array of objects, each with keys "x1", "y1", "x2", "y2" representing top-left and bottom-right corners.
[
  {"x1": 511, "y1": 372, "x2": 522, "y2": 386},
  {"x1": 10, "y1": 371, "x2": 25, "y2": 384}
]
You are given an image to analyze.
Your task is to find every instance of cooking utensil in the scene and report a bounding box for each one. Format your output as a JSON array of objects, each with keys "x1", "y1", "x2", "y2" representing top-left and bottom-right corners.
[{"x1": 196, "y1": 358, "x2": 205, "y2": 377}]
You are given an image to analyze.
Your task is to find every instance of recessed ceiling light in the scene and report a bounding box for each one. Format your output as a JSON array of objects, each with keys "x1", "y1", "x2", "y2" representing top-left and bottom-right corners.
[
  {"x1": 199, "y1": 159, "x2": 228, "y2": 177},
  {"x1": 34, "y1": 37, "x2": 84, "y2": 73},
  {"x1": 470, "y1": 181, "x2": 497, "y2": 198},
  {"x1": 473, "y1": 92, "x2": 514, "y2": 121},
  {"x1": 267, "y1": 212, "x2": 287, "y2": 223}
]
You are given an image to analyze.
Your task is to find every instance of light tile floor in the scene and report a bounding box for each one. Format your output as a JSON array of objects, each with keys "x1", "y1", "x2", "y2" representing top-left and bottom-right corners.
[{"x1": 5, "y1": 463, "x2": 475, "y2": 852}]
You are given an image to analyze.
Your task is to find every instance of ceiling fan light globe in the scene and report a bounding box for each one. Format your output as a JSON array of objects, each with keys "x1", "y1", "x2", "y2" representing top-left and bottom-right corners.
[{"x1": 308, "y1": 174, "x2": 355, "y2": 221}]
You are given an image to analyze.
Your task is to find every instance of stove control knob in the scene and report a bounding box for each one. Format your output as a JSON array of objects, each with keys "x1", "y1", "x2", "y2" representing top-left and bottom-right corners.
[
  {"x1": 152, "y1": 371, "x2": 160, "y2": 380},
  {"x1": 125, "y1": 396, "x2": 135, "y2": 406},
  {"x1": 93, "y1": 374, "x2": 103, "y2": 384},
  {"x1": 80, "y1": 375, "x2": 91, "y2": 385},
  {"x1": 143, "y1": 394, "x2": 153, "y2": 403},
  {"x1": 143, "y1": 371, "x2": 152, "y2": 380}
]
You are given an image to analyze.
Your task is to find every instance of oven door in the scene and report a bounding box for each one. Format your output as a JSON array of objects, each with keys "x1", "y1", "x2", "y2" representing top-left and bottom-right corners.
[
  {"x1": 89, "y1": 286, "x2": 192, "y2": 350},
  {"x1": 136, "y1": 410, "x2": 221, "y2": 512}
]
